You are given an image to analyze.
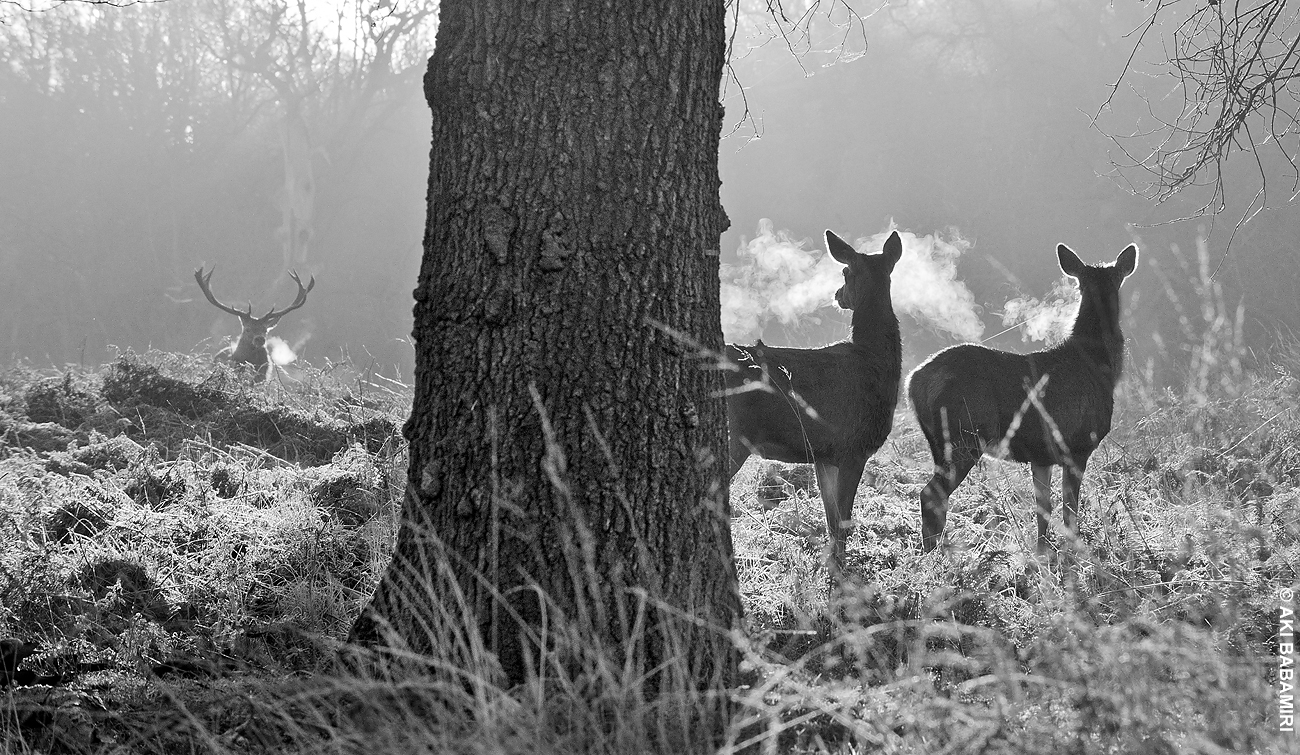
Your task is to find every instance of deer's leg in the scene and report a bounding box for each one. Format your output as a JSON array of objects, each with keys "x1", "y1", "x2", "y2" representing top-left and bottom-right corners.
[
  {"x1": 1061, "y1": 456, "x2": 1087, "y2": 546},
  {"x1": 727, "y1": 433, "x2": 750, "y2": 480},
  {"x1": 834, "y1": 454, "x2": 868, "y2": 550},
  {"x1": 813, "y1": 461, "x2": 844, "y2": 579},
  {"x1": 1031, "y1": 463, "x2": 1053, "y2": 554},
  {"x1": 919, "y1": 451, "x2": 977, "y2": 552}
]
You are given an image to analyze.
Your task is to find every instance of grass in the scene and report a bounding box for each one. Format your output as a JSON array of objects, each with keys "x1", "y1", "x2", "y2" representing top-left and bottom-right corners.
[{"x1": 0, "y1": 319, "x2": 1295, "y2": 752}]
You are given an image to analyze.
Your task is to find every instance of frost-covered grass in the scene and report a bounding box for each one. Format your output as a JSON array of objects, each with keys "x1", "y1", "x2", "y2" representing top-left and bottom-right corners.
[{"x1": 0, "y1": 339, "x2": 1293, "y2": 753}]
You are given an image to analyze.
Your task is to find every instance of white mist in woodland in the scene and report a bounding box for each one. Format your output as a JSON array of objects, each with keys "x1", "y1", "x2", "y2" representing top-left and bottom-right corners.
[
  {"x1": 884, "y1": 226, "x2": 984, "y2": 342},
  {"x1": 721, "y1": 219, "x2": 984, "y2": 343},
  {"x1": 720, "y1": 220, "x2": 839, "y2": 341},
  {"x1": 1000, "y1": 277, "x2": 1080, "y2": 344}
]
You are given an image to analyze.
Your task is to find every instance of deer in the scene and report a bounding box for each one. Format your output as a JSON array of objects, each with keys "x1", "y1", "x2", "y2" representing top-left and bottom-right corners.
[
  {"x1": 726, "y1": 230, "x2": 903, "y2": 584},
  {"x1": 194, "y1": 267, "x2": 315, "y2": 379},
  {"x1": 907, "y1": 242, "x2": 1138, "y2": 555}
]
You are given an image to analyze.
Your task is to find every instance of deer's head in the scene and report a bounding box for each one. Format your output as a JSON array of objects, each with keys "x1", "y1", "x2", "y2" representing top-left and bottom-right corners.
[
  {"x1": 1057, "y1": 243, "x2": 1138, "y2": 333},
  {"x1": 825, "y1": 229, "x2": 902, "y2": 313},
  {"x1": 194, "y1": 266, "x2": 315, "y2": 371}
]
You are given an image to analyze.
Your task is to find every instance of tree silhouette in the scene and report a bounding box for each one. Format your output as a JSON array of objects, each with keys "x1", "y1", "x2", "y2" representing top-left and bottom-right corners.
[
  {"x1": 350, "y1": 0, "x2": 743, "y2": 722},
  {"x1": 1103, "y1": 1, "x2": 1300, "y2": 224}
]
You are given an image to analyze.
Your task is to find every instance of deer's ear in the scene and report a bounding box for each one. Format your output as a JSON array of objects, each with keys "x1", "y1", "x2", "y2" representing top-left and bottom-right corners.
[
  {"x1": 1057, "y1": 244, "x2": 1085, "y2": 278},
  {"x1": 825, "y1": 230, "x2": 857, "y2": 265},
  {"x1": 880, "y1": 231, "x2": 903, "y2": 268},
  {"x1": 1115, "y1": 244, "x2": 1138, "y2": 279}
]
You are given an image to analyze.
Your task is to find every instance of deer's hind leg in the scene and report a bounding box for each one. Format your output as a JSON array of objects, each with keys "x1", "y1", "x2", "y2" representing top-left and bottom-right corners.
[
  {"x1": 917, "y1": 410, "x2": 983, "y2": 551},
  {"x1": 920, "y1": 449, "x2": 978, "y2": 552},
  {"x1": 728, "y1": 435, "x2": 751, "y2": 480}
]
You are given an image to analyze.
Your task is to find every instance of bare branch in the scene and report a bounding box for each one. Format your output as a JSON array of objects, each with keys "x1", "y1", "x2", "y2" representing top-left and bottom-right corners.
[
  {"x1": 721, "y1": 0, "x2": 878, "y2": 143},
  {"x1": 1100, "y1": 0, "x2": 1300, "y2": 225}
]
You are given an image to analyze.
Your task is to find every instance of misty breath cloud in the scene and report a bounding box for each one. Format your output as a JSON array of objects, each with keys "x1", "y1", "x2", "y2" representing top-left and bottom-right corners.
[
  {"x1": 721, "y1": 219, "x2": 984, "y2": 343},
  {"x1": 1000, "y1": 277, "x2": 1080, "y2": 344},
  {"x1": 879, "y1": 227, "x2": 984, "y2": 342},
  {"x1": 721, "y1": 220, "x2": 836, "y2": 340}
]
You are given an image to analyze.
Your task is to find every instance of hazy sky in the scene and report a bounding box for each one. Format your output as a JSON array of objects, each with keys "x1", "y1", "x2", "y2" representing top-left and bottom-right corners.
[
  {"x1": 1, "y1": 1, "x2": 1295, "y2": 380},
  {"x1": 716, "y1": 3, "x2": 1299, "y2": 374}
]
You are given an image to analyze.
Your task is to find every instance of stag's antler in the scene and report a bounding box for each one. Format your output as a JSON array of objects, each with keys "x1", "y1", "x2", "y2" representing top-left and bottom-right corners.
[
  {"x1": 194, "y1": 267, "x2": 316, "y2": 324},
  {"x1": 261, "y1": 270, "x2": 315, "y2": 324},
  {"x1": 194, "y1": 266, "x2": 317, "y2": 377},
  {"x1": 194, "y1": 266, "x2": 254, "y2": 319}
]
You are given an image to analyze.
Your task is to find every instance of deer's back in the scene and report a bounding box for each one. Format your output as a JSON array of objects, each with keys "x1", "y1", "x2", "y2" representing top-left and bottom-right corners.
[
  {"x1": 726, "y1": 341, "x2": 900, "y2": 463},
  {"x1": 908, "y1": 343, "x2": 1118, "y2": 464}
]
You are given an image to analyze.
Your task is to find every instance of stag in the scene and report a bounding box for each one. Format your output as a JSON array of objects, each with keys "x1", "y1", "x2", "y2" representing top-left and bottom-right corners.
[
  {"x1": 908, "y1": 242, "x2": 1138, "y2": 554},
  {"x1": 726, "y1": 230, "x2": 903, "y2": 584},
  {"x1": 194, "y1": 267, "x2": 315, "y2": 378}
]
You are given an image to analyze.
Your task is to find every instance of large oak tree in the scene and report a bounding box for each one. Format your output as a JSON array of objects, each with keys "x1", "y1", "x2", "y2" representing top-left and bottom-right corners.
[{"x1": 350, "y1": 0, "x2": 741, "y2": 700}]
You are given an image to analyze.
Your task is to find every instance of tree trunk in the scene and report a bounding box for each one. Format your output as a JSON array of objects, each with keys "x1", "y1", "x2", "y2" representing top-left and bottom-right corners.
[{"x1": 351, "y1": 0, "x2": 739, "y2": 703}]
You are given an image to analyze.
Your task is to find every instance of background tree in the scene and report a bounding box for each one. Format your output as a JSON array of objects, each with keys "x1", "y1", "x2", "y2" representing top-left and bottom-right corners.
[
  {"x1": 349, "y1": 0, "x2": 742, "y2": 708},
  {"x1": 1089, "y1": 0, "x2": 1300, "y2": 353},
  {"x1": 0, "y1": 0, "x2": 435, "y2": 371},
  {"x1": 6, "y1": 0, "x2": 1295, "y2": 383},
  {"x1": 1102, "y1": 1, "x2": 1300, "y2": 224}
]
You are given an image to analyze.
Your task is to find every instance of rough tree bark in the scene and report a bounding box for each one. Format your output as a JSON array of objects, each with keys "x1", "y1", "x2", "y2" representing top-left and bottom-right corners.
[{"x1": 351, "y1": 0, "x2": 740, "y2": 699}]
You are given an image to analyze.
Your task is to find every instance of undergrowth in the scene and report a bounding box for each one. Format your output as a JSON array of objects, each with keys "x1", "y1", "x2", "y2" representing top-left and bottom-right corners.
[{"x1": 0, "y1": 319, "x2": 1294, "y2": 753}]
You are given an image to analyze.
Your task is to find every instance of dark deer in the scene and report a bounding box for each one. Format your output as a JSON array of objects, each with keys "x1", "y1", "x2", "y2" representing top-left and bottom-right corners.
[
  {"x1": 726, "y1": 230, "x2": 903, "y2": 582},
  {"x1": 194, "y1": 267, "x2": 315, "y2": 378},
  {"x1": 908, "y1": 242, "x2": 1138, "y2": 553}
]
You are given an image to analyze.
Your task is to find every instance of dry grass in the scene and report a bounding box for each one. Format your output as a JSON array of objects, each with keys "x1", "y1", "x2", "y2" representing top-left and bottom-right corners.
[{"x1": 0, "y1": 309, "x2": 1294, "y2": 753}]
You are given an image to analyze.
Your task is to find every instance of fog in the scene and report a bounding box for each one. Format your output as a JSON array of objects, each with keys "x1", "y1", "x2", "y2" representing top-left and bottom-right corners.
[
  {"x1": 722, "y1": 221, "x2": 982, "y2": 343},
  {"x1": 2, "y1": 1, "x2": 1297, "y2": 383},
  {"x1": 718, "y1": 2, "x2": 1300, "y2": 378},
  {"x1": 0, "y1": 0, "x2": 436, "y2": 377}
]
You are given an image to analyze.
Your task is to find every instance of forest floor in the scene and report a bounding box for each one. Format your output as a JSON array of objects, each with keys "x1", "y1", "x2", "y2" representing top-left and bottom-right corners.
[{"x1": 0, "y1": 346, "x2": 1295, "y2": 754}]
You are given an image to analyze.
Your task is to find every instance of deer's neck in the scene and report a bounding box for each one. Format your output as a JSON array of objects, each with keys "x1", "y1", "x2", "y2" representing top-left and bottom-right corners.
[
  {"x1": 848, "y1": 300, "x2": 902, "y2": 369},
  {"x1": 1060, "y1": 296, "x2": 1125, "y2": 376},
  {"x1": 232, "y1": 328, "x2": 269, "y2": 366}
]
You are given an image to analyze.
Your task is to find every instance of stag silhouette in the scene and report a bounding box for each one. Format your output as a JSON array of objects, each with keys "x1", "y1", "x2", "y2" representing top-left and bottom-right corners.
[{"x1": 194, "y1": 267, "x2": 315, "y2": 380}]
